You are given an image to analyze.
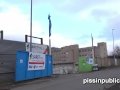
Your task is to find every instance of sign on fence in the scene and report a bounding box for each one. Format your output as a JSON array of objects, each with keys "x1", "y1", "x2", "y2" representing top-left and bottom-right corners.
[
  {"x1": 26, "y1": 43, "x2": 48, "y2": 54},
  {"x1": 86, "y1": 58, "x2": 94, "y2": 64},
  {"x1": 28, "y1": 52, "x2": 45, "y2": 70}
]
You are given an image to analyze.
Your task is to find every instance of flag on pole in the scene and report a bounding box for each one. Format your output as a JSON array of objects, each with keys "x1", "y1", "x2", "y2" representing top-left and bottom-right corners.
[{"x1": 48, "y1": 14, "x2": 52, "y2": 37}]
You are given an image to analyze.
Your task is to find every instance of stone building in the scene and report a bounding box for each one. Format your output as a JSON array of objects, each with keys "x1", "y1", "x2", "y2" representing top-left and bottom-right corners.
[
  {"x1": 79, "y1": 42, "x2": 108, "y2": 58},
  {"x1": 79, "y1": 42, "x2": 108, "y2": 67},
  {"x1": 52, "y1": 42, "x2": 108, "y2": 73},
  {"x1": 51, "y1": 45, "x2": 79, "y2": 74}
]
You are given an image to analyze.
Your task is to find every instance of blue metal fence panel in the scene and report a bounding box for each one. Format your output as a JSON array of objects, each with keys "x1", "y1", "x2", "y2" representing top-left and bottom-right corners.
[
  {"x1": 15, "y1": 51, "x2": 28, "y2": 81},
  {"x1": 26, "y1": 70, "x2": 35, "y2": 80},
  {"x1": 15, "y1": 51, "x2": 53, "y2": 82},
  {"x1": 47, "y1": 55, "x2": 53, "y2": 76},
  {"x1": 41, "y1": 56, "x2": 48, "y2": 77},
  {"x1": 34, "y1": 70, "x2": 42, "y2": 78}
]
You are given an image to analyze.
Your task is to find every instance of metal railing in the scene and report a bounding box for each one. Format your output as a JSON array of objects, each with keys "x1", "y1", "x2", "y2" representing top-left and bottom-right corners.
[
  {"x1": 25, "y1": 35, "x2": 43, "y2": 44},
  {"x1": 0, "y1": 30, "x2": 3, "y2": 40}
]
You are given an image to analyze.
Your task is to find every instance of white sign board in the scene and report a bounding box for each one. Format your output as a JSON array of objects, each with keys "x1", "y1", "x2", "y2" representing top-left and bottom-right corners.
[
  {"x1": 26, "y1": 43, "x2": 48, "y2": 54},
  {"x1": 86, "y1": 58, "x2": 94, "y2": 64},
  {"x1": 28, "y1": 52, "x2": 45, "y2": 70}
]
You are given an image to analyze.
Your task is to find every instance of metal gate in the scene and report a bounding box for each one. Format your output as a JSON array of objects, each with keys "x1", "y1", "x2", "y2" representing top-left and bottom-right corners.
[{"x1": 15, "y1": 51, "x2": 53, "y2": 81}]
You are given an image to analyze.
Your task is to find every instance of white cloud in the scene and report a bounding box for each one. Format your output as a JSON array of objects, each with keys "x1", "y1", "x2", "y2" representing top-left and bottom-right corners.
[
  {"x1": 0, "y1": 0, "x2": 120, "y2": 54},
  {"x1": 50, "y1": 33, "x2": 77, "y2": 47},
  {"x1": 0, "y1": 2, "x2": 44, "y2": 42},
  {"x1": 76, "y1": 0, "x2": 120, "y2": 21},
  {"x1": 0, "y1": 2, "x2": 79, "y2": 47}
]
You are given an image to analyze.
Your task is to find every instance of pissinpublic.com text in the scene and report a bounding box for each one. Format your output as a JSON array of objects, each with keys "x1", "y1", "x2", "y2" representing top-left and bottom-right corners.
[{"x1": 83, "y1": 78, "x2": 120, "y2": 84}]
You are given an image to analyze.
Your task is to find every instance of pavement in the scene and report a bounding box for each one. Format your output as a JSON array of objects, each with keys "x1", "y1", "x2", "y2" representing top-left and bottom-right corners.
[
  {"x1": 107, "y1": 83, "x2": 120, "y2": 90},
  {"x1": 1, "y1": 67, "x2": 120, "y2": 90},
  {"x1": 0, "y1": 76, "x2": 58, "y2": 90}
]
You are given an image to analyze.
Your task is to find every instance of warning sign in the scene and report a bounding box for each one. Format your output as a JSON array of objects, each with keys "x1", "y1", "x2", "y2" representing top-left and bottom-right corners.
[{"x1": 28, "y1": 52, "x2": 45, "y2": 70}]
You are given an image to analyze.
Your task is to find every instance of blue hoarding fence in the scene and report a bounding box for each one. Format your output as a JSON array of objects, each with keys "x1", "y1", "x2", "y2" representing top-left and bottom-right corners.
[{"x1": 15, "y1": 51, "x2": 53, "y2": 81}]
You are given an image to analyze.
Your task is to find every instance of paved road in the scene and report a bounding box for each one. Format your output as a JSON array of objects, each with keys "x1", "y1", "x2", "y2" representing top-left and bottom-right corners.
[{"x1": 11, "y1": 67, "x2": 120, "y2": 90}]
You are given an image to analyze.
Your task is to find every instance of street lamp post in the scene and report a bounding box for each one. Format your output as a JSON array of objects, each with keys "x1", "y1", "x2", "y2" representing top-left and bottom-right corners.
[
  {"x1": 112, "y1": 29, "x2": 117, "y2": 66},
  {"x1": 91, "y1": 34, "x2": 95, "y2": 64},
  {"x1": 30, "y1": 0, "x2": 32, "y2": 52}
]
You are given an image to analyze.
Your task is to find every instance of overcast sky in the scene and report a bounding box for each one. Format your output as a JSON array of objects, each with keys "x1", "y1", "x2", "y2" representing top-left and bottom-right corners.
[{"x1": 0, "y1": 0, "x2": 120, "y2": 54}]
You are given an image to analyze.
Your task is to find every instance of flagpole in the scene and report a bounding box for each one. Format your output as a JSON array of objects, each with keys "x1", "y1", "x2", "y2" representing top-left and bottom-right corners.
[
  {"x1": 48, "y1": 14, "x2": 52, "y2": 55},
  {"x1": 91, "y1": 33, "x2": 95, "y2": 64},
  {"x1": 49, "y1": 37, "x2": 51, "y2": 55},
  {"x1": 30, "y1": 0, "x2": 32, "y2": 52}
]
